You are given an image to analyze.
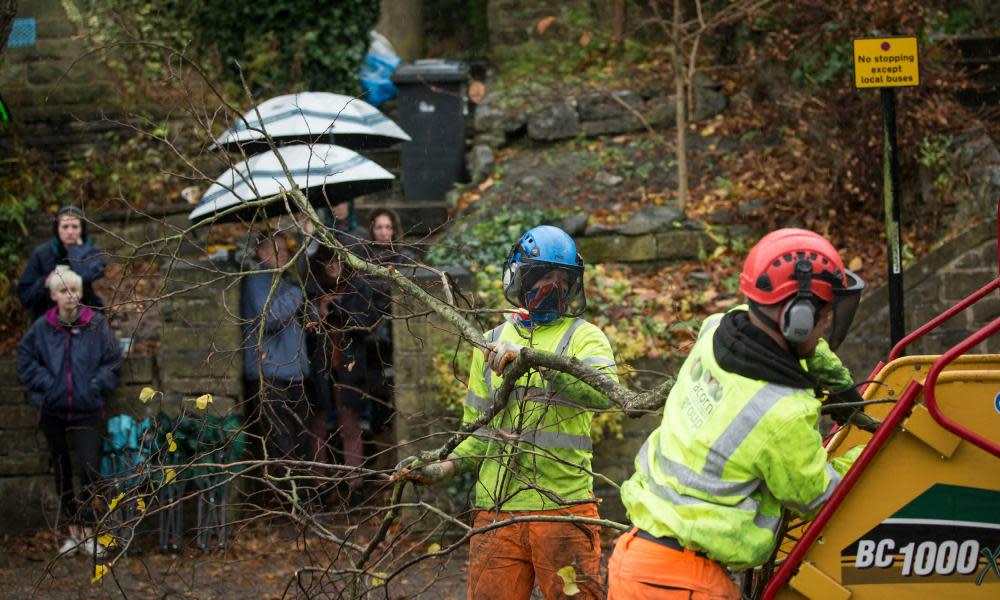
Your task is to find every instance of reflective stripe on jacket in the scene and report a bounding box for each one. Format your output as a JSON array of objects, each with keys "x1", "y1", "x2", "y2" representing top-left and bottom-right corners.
[
  {"x1": 451, "y1": 316, "x2": 618, "y2": 511},
  {"x1": 620, "y1": 312, "x2": 854, "y2": 570}
]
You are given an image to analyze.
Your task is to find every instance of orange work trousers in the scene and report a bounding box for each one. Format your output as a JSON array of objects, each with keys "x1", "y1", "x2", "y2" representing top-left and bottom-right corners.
[
  {"x1": 607, "y1": 529, "x2": 739, "y2": 600},
  {"x1": 467, "y1": 503, "x2": 603, "y2": 600}
]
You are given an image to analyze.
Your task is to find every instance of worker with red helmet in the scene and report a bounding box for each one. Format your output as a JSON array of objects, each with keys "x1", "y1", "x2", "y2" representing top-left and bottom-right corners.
[{"x1": 608, "y1": 228, "x2": 867, "y2": 599}]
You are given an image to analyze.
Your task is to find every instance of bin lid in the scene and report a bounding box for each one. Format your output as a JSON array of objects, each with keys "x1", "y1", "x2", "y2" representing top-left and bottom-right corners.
[{"x1": 392, "y1": 59, "x2": 468, "y2": 84}]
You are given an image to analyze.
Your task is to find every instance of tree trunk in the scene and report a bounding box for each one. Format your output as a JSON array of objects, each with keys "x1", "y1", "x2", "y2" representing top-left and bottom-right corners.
[
  {"x1": 0, "y1": 0, "x2": 18, "y2": 60},
  {"x1": 673, "y1": 0, "x2": 688, "y2": 210},
  {"x1": 611, "y1": 0, "x2": 626, "y2": 47}
]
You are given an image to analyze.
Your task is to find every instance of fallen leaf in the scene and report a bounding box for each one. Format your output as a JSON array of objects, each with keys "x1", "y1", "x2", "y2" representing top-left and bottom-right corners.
[
  {"x1": 195, "y1": 394, "x2": 213, "y2": 410},
  {"x1": 91, "y1": 564, "x2": 109, "y2": 584},
  {"x1": 557, "y1": 565, "x2": 580, "y2": 596},
  {"x1": 848, "y1": 256, "x2": 863, "y2": 271},
  {"x1": 579, "y1": 32, "x2": 592, "y2": 46},
  {"x1": 478, "y1": 177, "x2": 494, "y2": 192},
  {"x1": 536, "y1": 16, "x2": 557, "y2": 34},
  {"x1": 427, "y1": 543, "x2": 441, "y2": 554}
]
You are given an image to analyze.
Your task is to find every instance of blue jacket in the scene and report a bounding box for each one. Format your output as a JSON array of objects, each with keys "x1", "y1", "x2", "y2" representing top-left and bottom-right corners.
[
  {"x1": 16, "y1": 307, "x2": 121, "y2": 421},
  {"x1": 241, "y1": 266, "x2": 311, "y2": 383},
  {"x1": 17, "y1": 239, "x2": 107, "y2": 321}
]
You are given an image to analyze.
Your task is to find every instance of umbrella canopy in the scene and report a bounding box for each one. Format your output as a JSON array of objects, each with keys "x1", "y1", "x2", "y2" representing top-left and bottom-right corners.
[
  {"x1": 213, "y1": 92, "x2": 411, "y2": 154},
  {"x1": 189, "y1": 144, "x2": 394, "y2": 223}
]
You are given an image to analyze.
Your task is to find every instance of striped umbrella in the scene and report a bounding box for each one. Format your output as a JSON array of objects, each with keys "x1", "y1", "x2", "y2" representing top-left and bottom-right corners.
[
  {"x1": 190, "y1": 144, "x2": 393, "y2": 223},
  {"x1": 213, "y1": 92, "x2": 410, "y2": 154}
]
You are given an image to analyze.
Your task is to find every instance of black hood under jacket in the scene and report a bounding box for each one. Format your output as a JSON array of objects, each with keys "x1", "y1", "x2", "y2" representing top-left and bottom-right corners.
[{"x1": 712, "y1": 310, "x2": 821, "y2": 395}]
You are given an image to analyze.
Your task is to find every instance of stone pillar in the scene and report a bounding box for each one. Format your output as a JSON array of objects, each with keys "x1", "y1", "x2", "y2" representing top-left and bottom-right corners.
[
  {"x1": 156, "y1": 258, "x2": 243, "y2": 417},
  {"x1": 392, "y1": 265, "x2": 473, "y2": 461},
  {"x1": 376, "y1": 0, "x2": 423, "y2": 61},
  {"x1": 390, "y1": 266, "x2": 475, "y2": 516}
]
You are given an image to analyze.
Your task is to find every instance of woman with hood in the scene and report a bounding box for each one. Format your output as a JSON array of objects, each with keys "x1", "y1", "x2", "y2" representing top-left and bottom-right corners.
[
  {"x1": 17, "y1": 206, "x2": 107, "y2": 322},
  {"x1": 307, "y1": 244, "x2": 378, "y2": 506}
]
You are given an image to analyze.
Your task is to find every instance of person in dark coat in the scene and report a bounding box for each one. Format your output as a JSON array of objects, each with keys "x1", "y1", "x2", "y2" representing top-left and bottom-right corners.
[
  {"x1": 241, "y1": 231, "x2": 312, "y2": 464},
  {"x1": 363, "y1": 208, "x2": 415, "y2": 432},
  {"x1": 17, "y1": 266, "x2": 120, "y2": 557},
  {"x1": 307, "y1": 244, "x2": 378, "y2": 506},
  {"x1": 17, "y1": 206, "x2": 107, "y2": 322}
]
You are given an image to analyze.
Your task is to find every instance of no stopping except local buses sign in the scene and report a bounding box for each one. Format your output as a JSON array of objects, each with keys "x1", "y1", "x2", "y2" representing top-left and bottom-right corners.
[{"x1": 853, "y1": 37, "x2": 919, "y2": 89}]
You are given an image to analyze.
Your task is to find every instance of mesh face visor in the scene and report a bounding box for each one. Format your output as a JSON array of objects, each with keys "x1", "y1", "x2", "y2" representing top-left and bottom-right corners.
[
  {"x1": 503, "y1": 258, "x2": 586, "y2": 318},
  {"x1": 824, "y1": 269, "x2": 865, "y2": 350}
]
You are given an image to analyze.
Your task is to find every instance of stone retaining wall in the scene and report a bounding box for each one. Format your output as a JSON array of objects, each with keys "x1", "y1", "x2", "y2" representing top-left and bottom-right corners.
[
  {"x1": 0, "y1": 254, "x2": 243, "y2": 532},
  {"x1": 838, "y1": 220, "x2": 1000, "y2": 379}
]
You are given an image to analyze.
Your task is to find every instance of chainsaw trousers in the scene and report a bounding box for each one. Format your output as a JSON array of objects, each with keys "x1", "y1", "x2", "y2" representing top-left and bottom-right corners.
[
  {"x1": 607, "y1": 528, "x2": 739, "y2": 600},
  {"x1": 467, "y1": 503, "x2": 603, "y2": 600}
]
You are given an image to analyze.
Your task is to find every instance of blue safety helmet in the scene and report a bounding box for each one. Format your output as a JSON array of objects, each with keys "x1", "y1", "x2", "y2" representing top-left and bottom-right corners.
[{"x1": 502, "y1": 225, "x2": 586, "y2": 324}]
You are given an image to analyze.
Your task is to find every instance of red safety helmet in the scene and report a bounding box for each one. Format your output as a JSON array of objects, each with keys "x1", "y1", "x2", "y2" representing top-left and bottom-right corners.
[{"x1": 740, "y1": 228, "x2": 864, "y2": 350}]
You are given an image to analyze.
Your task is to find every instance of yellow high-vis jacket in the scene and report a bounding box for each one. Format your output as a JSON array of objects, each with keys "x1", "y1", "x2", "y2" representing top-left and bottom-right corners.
[
  {"x1": 451, "y1": 316, "x2": 618, "y2": 511},
  {"x1": 620, "y1": 311, "x2": 859, "y2": 570}
]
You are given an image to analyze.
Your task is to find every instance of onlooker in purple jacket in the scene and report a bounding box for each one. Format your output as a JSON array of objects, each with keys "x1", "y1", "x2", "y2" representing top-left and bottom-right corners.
[
  {"x1": 16, "y1": 206, "x2": 107, "y2": 322},
  {"x1": 16, "y1": 267, "x2": 120, "y2": 557}
]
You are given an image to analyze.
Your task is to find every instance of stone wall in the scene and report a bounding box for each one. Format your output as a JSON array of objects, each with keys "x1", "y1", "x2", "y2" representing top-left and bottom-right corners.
[
  {"x1": 837, "y1": 220, "x2": 999, "y2": 379},
  {"x1": 0, "y1": 251, "x2": 243, "y2": 532},
  {"x1": 0, "y1": 354, "x2": 156, "y2": 532},
  {"x1": 0, "y1": 0, "x2": 129, "y2": 167}
]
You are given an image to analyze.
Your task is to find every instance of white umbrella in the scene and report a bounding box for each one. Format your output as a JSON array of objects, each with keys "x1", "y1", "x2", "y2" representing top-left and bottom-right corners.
[
  {"x1": 213, "y1": 92, "x2": 411, "y2": 153},
  {"x1": 189, "y1": 144, "x2": 394, "y2": 223}
]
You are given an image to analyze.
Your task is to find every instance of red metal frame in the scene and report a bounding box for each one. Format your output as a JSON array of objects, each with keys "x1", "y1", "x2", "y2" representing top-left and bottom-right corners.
[
  {"x1": 922, "y1": 315, "x2": 1000, "y2": 459},
  {"x1": 888, "y1": 276, "x2": 1000, "y2": 361},
  {"x1": 762, "y1": 381, "x2": 923, "y2": 599}
]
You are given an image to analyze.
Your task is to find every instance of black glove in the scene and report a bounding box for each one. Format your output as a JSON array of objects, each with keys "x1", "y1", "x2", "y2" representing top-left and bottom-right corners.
[{"x1": 824, "y1": 388, "x2": 880, "y2": 433}]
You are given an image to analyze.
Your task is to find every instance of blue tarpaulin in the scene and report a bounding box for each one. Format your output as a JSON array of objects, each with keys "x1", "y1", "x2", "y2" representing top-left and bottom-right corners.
[{"x1": 7, "y1": 18, "x2": 36, "y2": 48}]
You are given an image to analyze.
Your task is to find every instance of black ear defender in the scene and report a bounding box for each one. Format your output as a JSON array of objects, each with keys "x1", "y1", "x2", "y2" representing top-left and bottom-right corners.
[{"x1": 780, "y1": 258, "x2": 817, "y2": 345}]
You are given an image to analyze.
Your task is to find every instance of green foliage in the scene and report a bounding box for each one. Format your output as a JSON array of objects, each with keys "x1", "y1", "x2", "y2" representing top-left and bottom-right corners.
[
  {"x1": 426, "y1": 207, "x2": 567, "y2": 271},
  {"x1": 918, "y1": 133, "x2": 953, "y2": 168},
  {"x1": 0, "y1": 155, "x2": 42, "y2": 283},
  {"x1": 792, "y1": 45, "x2": 851, "y2": 87},
  {"x1": 76, "y1": 0, "x2": 379, "y2": 98},
  {"x1": 918, "y1": 133, "x2": 956, "y2": 195},
  {"x1": 930, "y1": 2, "x2": 1000, "y2": 35},
  {"x1": 426, "y1": 341, "x2": 474, "y2": 414}
]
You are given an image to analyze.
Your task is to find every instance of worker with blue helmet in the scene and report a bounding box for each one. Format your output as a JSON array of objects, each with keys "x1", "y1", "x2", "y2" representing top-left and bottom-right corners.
[
  {"x1": 502, "y1": 225, "x2": 586, "y2": 327},
  {"x1": 396, "y1": 224, "x2": 618, "y2": 599}
]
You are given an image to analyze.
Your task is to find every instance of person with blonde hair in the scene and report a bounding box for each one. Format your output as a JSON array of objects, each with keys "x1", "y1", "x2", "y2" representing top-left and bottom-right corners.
[{"x1": 17, "y1": 265, "x2": 120, "y2": 557}]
